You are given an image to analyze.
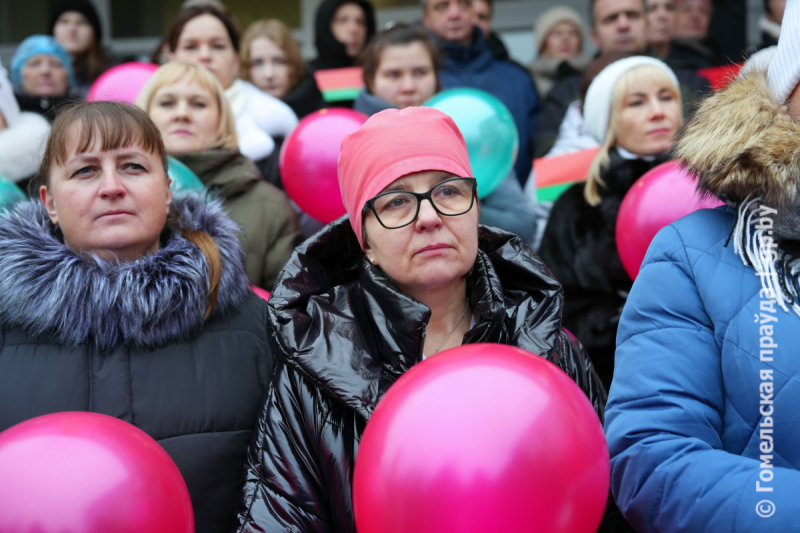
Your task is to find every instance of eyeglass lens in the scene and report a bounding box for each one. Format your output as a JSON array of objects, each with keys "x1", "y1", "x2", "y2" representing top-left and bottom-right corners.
[{"x1": 373, "y1": 178, "x2": 474, "y2": 229}]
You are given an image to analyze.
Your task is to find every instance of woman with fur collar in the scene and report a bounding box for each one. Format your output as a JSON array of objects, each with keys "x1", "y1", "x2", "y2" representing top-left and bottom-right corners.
[
  {"x1": 0, "y1": 101, "x2": 274, "y2": 533},
  {"x1": 538, "y1": 56, "x2": 683, "y2": 390},
  {"x1": 0, "y1": 59, "x2": 50, "y2": 185},
  {"x1": 605, "y1": 5, "x2": 800, "y2": 529}
]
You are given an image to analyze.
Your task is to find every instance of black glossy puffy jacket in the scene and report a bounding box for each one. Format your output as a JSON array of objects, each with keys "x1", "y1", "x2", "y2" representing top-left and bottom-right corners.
[{"x1": 233, "y1": 218, "x2": 606, "y2": 532}]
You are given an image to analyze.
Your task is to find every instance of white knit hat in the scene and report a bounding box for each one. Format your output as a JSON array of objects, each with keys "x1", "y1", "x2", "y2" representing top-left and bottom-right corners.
[
  {"x1": 533, "y1": 6, "x2": 585, "y2": 53},
  {"x1": 0, "y1": 59, "x2": 20, "y2": 128},
  {"x1": 767, "y1": 0, "x2": 800, "y2": 103},
  {"x1": 583, "y1": 56, "x2": 679, "y2": 144}
]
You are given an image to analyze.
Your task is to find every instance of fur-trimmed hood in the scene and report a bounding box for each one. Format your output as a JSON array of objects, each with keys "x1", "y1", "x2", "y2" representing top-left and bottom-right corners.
[
  {"x1": 673, "y1": 68, "x2": 800, "y2": 207},
  {"x1": 0, "y1": 193, "x2": 250, "y2": 351}
]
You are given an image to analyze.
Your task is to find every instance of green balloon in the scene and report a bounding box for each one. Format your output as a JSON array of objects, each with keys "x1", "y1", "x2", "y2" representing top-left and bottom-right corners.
[
  {"x1": 0, "y1": 176, "x2": 27, "y2": 212},
  {"x1": 424, "y1": 88, "x2": 519, "y2": 197},
  {"x1": 167, "y1": 157, "x2": 206, "y2": 194}
]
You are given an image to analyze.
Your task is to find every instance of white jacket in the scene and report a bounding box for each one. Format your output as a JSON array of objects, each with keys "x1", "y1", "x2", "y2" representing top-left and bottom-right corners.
[{"x1": 224, "y1": 79, "x2": 298, "y2": 162}]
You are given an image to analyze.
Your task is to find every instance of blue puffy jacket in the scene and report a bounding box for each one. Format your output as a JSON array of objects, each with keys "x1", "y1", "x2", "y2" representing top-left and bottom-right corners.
[
  {"x1": 438, "y1": 28, "x2": 540, "y2": 185},
  {"x1": 606, "y1": 205, "x2": 800, "y2": 532}
]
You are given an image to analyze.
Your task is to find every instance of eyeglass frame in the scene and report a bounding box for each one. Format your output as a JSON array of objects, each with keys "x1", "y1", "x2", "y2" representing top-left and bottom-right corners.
[{"x1": 361, "y1": 177, "x2": 479, "y2": 230}]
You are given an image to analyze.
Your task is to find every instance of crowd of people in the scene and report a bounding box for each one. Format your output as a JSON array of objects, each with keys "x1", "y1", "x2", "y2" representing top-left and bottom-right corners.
[{"x1": 0, "y1": 0, "x2": 795, "y2": 531}]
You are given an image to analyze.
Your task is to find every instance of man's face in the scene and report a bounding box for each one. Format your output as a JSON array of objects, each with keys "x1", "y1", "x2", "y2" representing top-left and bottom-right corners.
[
  {"x1": 472, "y1": 0, "x2": 492, "y2": 37},
  {"x1": 591, "y1": 0, "x2": 648, "y2": 53},
  {"x1": 423, "y1": 0, "x2": 474, "y2": 45},
  {"x1": 646, "y1": 0, "x2": 676, "y2": 46}
]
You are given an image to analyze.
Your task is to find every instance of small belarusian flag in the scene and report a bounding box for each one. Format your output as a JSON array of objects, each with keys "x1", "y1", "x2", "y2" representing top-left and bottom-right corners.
[
  {"x1": 534, "y1": 147, "x2": 599, "y2": 202},
  {"x1": 314, "y1": 67, "x2": 364, "y2": 103}
]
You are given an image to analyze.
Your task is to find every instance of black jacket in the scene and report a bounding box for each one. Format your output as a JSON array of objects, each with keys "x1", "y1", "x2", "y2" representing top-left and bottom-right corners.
[
  {"x1": 537, "y1": 149, "x2": 665, "y2": 389},
  {"x1": 283, "y1": 73, "x2": 327, "y2": 119},
  {"x1": 14, "y1": 91, "x2": 76, "y2": 122},
  {"x1": 309, "y1": 0, "x2": 376, "y2": 72},
  {"x1": 0, "y1": 194, "x2": 273, "y2": 533},
  {"x1": 233, "y1": 217, "x2": 606, "y2": 532}
]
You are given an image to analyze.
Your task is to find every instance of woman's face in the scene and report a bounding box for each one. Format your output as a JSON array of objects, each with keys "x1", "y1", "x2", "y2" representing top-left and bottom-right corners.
[
  {"x1": 248, "y1": 37, "x2": 292, "y2": 99},
  {"x1": 21, "y1": 54, "x2": 69, "y2": 96},
  {"x1": 53, "y1": 11, "x2": 95, "y2": 55},
  {"x1": 148, "y1": 76, "x2": 220, "y2": 154},
  {"x1": 331, "y1": 3, "x2": 368, "y2": 58},
  {"x1": 363, "y1": 170, "x2": 479, "y2": 298},
  {"x1": 40, "y1": 125, "x2": 172, "y2": 263},
  {"x1": 372, "y1": 42, "x2": 437, "y2": 109},
  {"x1": 541, "y1": 21, "x2": 582, "y2": 60},
  {"x1": 614, "y1": 75, "x2": 681, "y2": 157},
  {"x1": 171, "y1": 14, "x2": 240, "y2": 89}
]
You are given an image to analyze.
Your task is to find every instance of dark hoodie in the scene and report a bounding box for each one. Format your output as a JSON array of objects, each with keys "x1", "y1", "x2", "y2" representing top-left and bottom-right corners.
[{"x1": 309, "y1": 0, "x2": 377, "y2": 72}]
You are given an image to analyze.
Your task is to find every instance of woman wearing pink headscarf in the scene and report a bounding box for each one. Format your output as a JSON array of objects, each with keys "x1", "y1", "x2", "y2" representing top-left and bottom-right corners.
[{"x1": 232, "y1": 106, "x2": 605, "y2": 533}]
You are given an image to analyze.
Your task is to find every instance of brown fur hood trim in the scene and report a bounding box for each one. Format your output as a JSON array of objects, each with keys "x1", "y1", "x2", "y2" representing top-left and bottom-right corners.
[{"x1": 673, "y1": 68, "x2": 800, "y2": 207}]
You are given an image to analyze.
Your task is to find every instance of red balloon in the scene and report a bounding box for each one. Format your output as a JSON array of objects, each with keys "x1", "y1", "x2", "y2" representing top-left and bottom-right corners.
[
  {"x1": 280, "y1": 108, "x2": 368, "y2": 223},
  {"x1": 87, "y1": 62, "x2": 159, "y2": 104},
  {"x1": 0, "y1": 412, "x2": 193, "y2": 533},
  {"x1": 616, "y1": 161, "x2": 723, "y2": 280},
  {"x1": 353, "y1": 343, "x2": 609, "y2": 533},
  {"x1": 251, "y1": 285, "x2": 271, "y2": 301}
]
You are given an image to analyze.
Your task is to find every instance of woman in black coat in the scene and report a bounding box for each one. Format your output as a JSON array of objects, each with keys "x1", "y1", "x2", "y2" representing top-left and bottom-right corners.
[
  {"x1": 0, "y1": 101, "x2": 273, "y2": 533},
  {"x1": 233, "y1": 106, "x2": 605, "y2": 532},
  {"x1": 538, "y1": 56, "x2": 683, "y2": 390}
]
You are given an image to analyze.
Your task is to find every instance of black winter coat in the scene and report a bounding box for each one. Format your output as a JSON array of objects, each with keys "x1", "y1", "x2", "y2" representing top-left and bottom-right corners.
[
  {"x1": 233, "y1": 217, "x2": 606, "y2": 532},
  {"x1": 0, "y1": 194, "x2": 273, "y2": 533},
  {"x1": 537, "y1": 149, "x2": 665, "y2": 389}
]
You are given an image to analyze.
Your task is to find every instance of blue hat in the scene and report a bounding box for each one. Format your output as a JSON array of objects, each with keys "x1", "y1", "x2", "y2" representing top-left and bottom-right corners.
[{"x1": 10, "y1": 35, "x2": 75, "y2": 93}]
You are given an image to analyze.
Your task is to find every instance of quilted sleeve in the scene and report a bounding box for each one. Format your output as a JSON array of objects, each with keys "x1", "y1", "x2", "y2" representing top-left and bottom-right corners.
[{"x1": 605, "y1": 224, "x2": 800, "y2": 532}]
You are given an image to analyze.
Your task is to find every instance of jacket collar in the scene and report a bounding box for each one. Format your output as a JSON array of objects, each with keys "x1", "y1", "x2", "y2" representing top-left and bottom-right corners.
[
  {"x1": 0, "y1": 193, "x2": 250, "y2": 351},
  {"x1": 438, "y1": 26, "x2": 494, "y2": 70},
  {"x1": 268, "y1": 217, "x2": 564, "y2": 419}
]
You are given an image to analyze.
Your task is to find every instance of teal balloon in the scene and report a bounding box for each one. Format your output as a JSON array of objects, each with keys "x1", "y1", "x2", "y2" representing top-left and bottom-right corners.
[
  {"x1": 167, "y1": 157, "x2": 206, "y2": 194},
  {"x1": 0, "y1": 176, "x2": 26, "y2": 212},
  {"x1": 424, "y1": 88, "x2": 519, "y2": 197}
]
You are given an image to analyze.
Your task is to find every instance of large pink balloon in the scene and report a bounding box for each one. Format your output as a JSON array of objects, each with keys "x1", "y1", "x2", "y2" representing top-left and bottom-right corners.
[
  {"x1": 280, "y1": 108, "x2": 368, "y2": 223},
  {"x1": 87, "y1": 62, "x2": 159, "y2": 104},
  {"x1": 354, "y1": 343, "x2": 609, "y2": 533},
  {"x1": 616, "y1": 161, "x2": 723, "y2": 280},
  {"x1": 0, "y1": 412, "x2": 193, "y2": 533}
]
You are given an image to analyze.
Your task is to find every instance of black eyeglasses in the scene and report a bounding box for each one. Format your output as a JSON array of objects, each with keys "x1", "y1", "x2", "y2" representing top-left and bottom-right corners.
[{"x1": 362, "y1": 177, "x2": 478, "y2": 230}]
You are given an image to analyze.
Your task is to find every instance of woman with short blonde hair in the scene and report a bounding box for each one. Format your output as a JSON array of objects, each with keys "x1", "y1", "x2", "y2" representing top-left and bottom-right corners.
[
  {"x1": 137, "y1": 60, "x2": 238, "y2": 152},
  {"x1": 137, "y1": 61, "x2": 302, "y2": 290}
]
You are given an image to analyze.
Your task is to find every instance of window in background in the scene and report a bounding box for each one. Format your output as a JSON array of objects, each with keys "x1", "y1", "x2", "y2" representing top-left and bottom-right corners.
[
  {"x1": 110, "y1": 0, "x2": 302, "y2": 38},
  {"x1": 0, "y1": 0, "x2": 49, "y2": 42}
]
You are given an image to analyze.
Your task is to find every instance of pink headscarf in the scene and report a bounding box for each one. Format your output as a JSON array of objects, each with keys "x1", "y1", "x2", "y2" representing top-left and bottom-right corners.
[{"x1": 338, "y1": 107, "x2": 473, "y2": 250}]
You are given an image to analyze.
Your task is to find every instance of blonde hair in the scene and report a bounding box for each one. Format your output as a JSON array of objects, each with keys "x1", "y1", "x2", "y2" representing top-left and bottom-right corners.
[
  {"x1": 136, "y1": 61, "x2": 238, "y2": 152},
  {"x1": 240, "y1": 19, "x2": 306, "y2": 89},
  {"x1": 584, "y1": 64, "x2": 682, "y2": 206}
]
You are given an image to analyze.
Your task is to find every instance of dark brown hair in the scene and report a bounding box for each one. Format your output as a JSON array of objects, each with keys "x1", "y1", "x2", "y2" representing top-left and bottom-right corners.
[
  {"x1": 37, "y1": 101, "x2": 222, "y2": 319},
  {"x1": 167, "y1": 4, "x2": 241, "y2": 54},
  {"x1": 73, "y1": 40, "x2": 111, "y2": 85},
  {"x1": 359, "y1": 24, "x2": 442, "y2": 93}
]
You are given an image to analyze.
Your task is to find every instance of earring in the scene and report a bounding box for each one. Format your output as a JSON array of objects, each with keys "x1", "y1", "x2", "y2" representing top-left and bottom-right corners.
[{"x1": 369, "y1": 257, "x2": 378, "y2": 265}]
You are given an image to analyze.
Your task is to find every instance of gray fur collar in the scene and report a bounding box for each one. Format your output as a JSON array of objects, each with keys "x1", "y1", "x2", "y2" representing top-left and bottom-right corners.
[{"x1": 0, "y1": 193, "x2": 250, "y2": 351}]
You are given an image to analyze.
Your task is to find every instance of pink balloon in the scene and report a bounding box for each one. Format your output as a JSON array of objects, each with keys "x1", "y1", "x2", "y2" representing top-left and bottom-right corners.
[
  {"x1": 617, "y1": 161, "x2": 723, "y2": 280},
  {"x1": 280, "y1": 108, "x2": 368, "y2": 223},
  {"x1": 251, "y1": 285, "x2": 271, "y2": 301},
  {"x1": 353, "y1": 344, "x2": 609, "y2": 533},
  {"x1": 0, "y1": 412, "x2": 193, "y2": 533},
  {"x1": 86, "y1": 62, "x2": 159, "y2": 104}
]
